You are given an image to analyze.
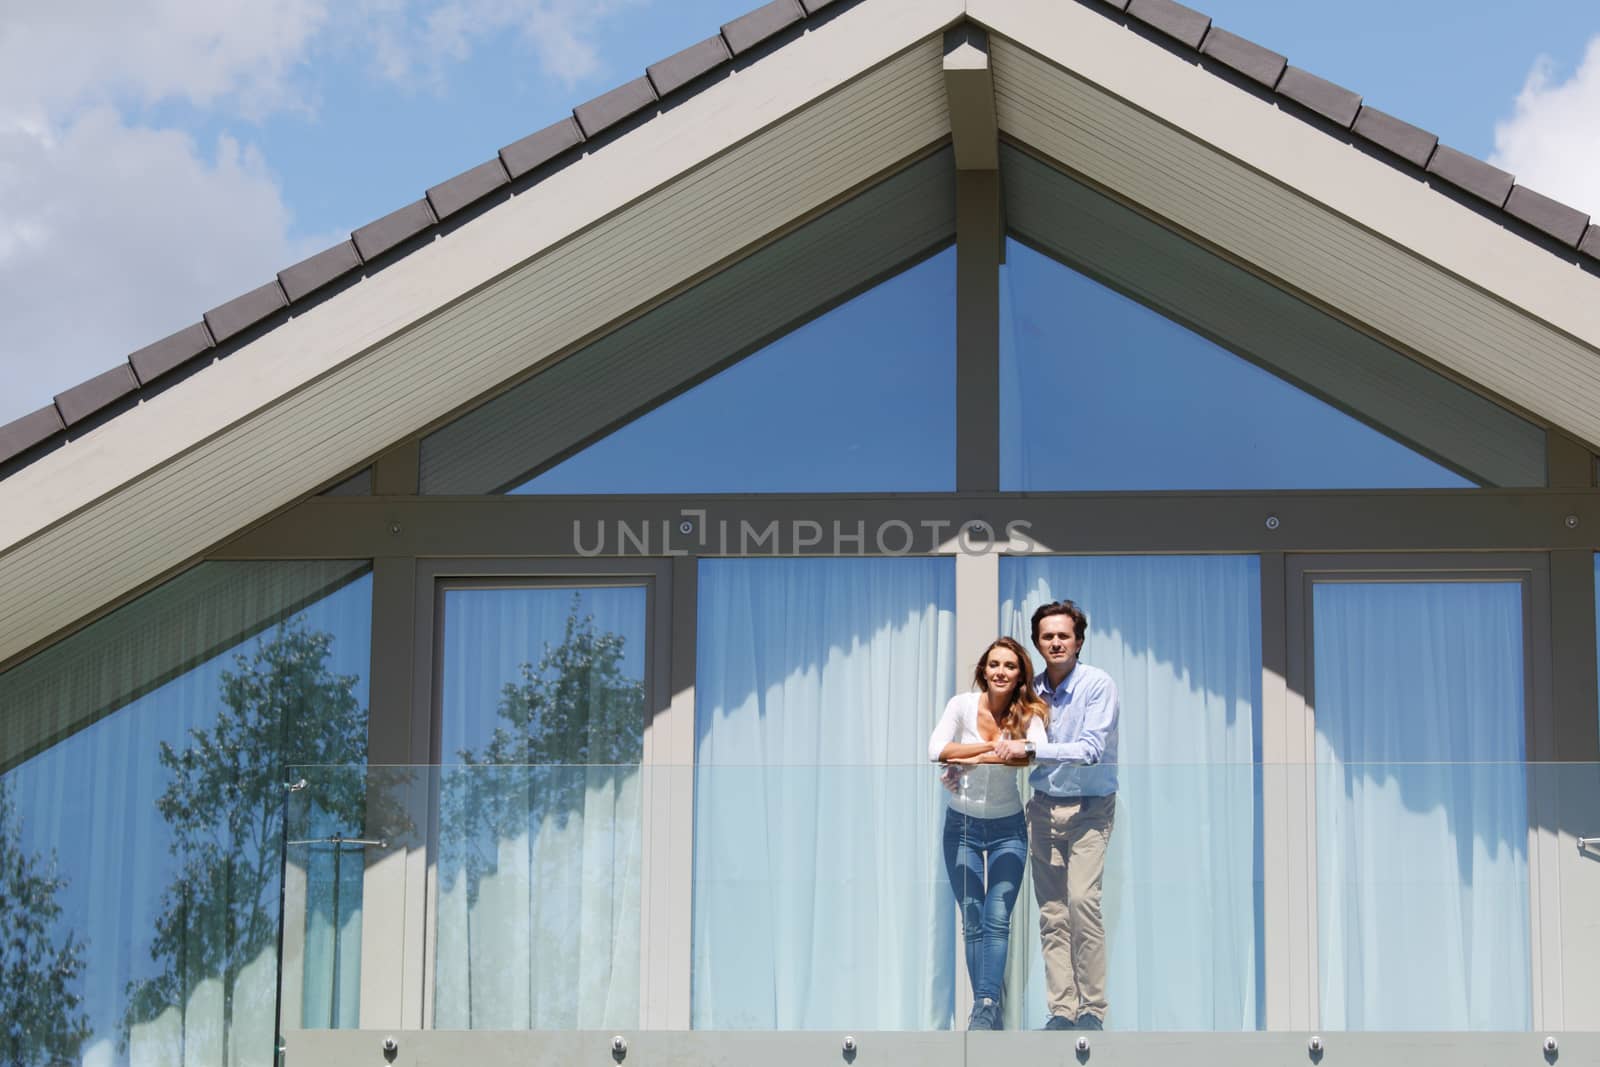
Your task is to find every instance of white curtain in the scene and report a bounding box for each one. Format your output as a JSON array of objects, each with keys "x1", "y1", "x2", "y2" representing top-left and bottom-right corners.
[
  {"x1": 431, "y1": 585, "x2": 645, "y2": 1030},
  {"x1": 1000, "y1": 555, "x2": 1261, "y2": 1031},
  {"x1": 0, "y1": 564, "x2": 371, "y2": 1067},
  {"x1": 1312, "y1": 581, "x2": 1529, "y2": 1030},
  {"x1": 692, "y1": 558, "x2": 956, "y2": 1029}
]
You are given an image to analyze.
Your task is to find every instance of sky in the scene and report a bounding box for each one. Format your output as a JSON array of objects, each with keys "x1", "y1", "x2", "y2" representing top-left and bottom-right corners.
[{"x1": 2, "y1": 0, "x2": 1598, "y2": 429}]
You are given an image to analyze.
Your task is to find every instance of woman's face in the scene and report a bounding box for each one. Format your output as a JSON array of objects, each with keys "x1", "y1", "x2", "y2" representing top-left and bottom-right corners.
[{"x1": 982, "y1": 645, "x2": 1023, "y2": 699}]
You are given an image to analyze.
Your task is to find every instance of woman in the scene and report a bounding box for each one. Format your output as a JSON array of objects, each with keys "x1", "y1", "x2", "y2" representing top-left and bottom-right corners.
[{"x1": 927, "y1": 637, "x2": 1049, "y2": 1031}]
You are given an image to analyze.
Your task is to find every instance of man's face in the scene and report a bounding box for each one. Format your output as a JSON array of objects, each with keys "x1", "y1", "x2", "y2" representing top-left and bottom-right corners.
[{"x1": 1034, "y1": 612, "x2": 1081, "y2": 675}]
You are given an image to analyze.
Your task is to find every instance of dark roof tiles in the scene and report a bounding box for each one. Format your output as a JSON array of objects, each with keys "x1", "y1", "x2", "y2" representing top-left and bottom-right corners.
[
  {"x1": 1427, "y1": 144, "x2": 1515, "y2": 208},
  {"x1": 1504, "y1": 185, "x2": 1590, "y2": 247},
  {"x1": 500, "y1": 117, "x2": 585, "y2": 179},
  {"x1": 573, "y1": 76, "x2": 658, "y2": 137},
  {"x1": 1277, "y1": 66, "x2": 1361, "y2": 128},
  {"x1": 204, "y1": 281, "x2": 288, "y2": 344},
  {"x1": 648, "y1": 35, "x2": 733, "y2": 98},
  {"x1": 1352, "y1": 106, "x2": 1438, "y2": 168},
  {"x1": 128, "y1": 322, "x2": 215, "y2": 385},
  {"x1": 278, "y1": 241, "x2": 364, "y2": 303},
  {"x1": 427, "y1": 158, "x2": 512, "y2": 220},
  {"x1": 1127, "y1": 0, "x2": 1210, "y2": 51},
  {"x1": 0, "y1": 405, "x2": 66, "y2": 465},
  {"x1": 352, "y1": 199, "x2": 438, "y2": 261},
  {"x1": 55, "y1": 365, "x2": 138, "y2": 427},
  {"x1": 1199, "y1": 27, "x2": 1285, "y2": 90},
  {"x1": 10, "y1": 0, "x2": 1600, "y2": 485},
  {"x1": 1581, "y1": 225, "x2": 1600, "y2": 260},
  {"x1": 722, "y1": 0, "x2": 805, "y2": 56}
]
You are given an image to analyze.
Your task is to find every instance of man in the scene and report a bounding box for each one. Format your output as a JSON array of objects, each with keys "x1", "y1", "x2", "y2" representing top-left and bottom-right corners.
[{"x1": 993, "y1": 599, "x2": 1119, "y2": 1031}]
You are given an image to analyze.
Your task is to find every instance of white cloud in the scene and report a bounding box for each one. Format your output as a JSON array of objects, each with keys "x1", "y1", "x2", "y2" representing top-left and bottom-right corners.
[
  {"x1": 0, "y1": 0, "x2": 648, "y2": 427},
  {"x1": 362, "y1": 0, "x2": 650, "y2": 90},
  {"x1": 1491, "y1": 35, "x2": 1600, "y2": 219},
  {"x1": 0, "y1": 0, "x2": 332, "y2": 117},
  {"x1": 0, "y1": 110, "x2": 329, "y2": 420}
]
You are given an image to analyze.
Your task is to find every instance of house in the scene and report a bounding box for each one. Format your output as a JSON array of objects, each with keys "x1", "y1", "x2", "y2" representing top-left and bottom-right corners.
[{"x1": 1, "y1": 0, "x2": 1597, "y2": 1064}]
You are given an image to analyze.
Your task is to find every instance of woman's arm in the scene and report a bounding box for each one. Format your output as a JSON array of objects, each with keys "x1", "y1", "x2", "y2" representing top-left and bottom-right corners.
[
  {"x1": 929, "y1": 694, "x2": 992, "y2": 762},
  {"x1": 948, "y1": 750, "x2": 1030, "y2": 766}
]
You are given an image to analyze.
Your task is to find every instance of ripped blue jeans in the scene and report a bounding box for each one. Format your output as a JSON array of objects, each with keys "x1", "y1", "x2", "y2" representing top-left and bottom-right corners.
[{"x1": 941, "y1": 809, "x2": 1028, "y2": 1004}]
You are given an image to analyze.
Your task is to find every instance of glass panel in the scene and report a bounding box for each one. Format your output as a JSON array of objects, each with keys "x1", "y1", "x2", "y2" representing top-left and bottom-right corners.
[
  {"x1": 693, "y1": 558, "x2": 956, "y2": 1028},
  {"x1": 0, "y1": 562, "x2": 371, "y2": 1067},
  {"x1": 1000, "y1": 237, "x2": 1481, "y2": 490},
  {"x1": 320, "y1": 468, "x2": 371, "y2": 496},
  {"x1": 999, "y1": 556, "x2": 1263, "y2": 1031},
  {"x1": 418, "y1": 150, "x2": 955, "y2": 495},
  {"x1": 515, "y1": 249, "x2": 956, "y2": 494},
  {"x1": 433, "y1": 584, "x2": 647, "y2": 1029},
  {"x1": 1312, "y1": 580, "x2": 1529, "y2": 1030}
]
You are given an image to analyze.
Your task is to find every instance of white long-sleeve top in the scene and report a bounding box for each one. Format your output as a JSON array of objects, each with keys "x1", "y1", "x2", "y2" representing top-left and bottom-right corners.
[{"x1": 927, "y1": 690, "x2": 1049, "y2": 819}]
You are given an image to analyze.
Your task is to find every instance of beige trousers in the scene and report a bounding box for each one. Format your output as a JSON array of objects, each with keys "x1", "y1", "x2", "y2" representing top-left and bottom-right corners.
[{"x1": 1026, "y1": 791, "x2": 1115, "y2": 1022}]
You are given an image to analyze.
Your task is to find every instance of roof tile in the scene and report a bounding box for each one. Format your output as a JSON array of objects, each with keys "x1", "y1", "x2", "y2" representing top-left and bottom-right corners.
[
  {"x1": 278, "y1": 241, "x2": 364, "y2": 304},
  {"x1": 56, "y1": 364, "x2": 138, "y2": 427},
  {"x1": 1427, "y1": 144, "x2": 1514, "y2": 208},
  {"x1": 799, "y1": 0, "x2": 839, "y2": 11},
  {"x1": 204, "y1": 281, "x2": 289, "y2": 344},
  {"x1": 1126, "y1": 0, "x2": 1210, "y2": 50},
  {"x1": 573, "y1": 76, "x2": 658, "y2": 138},
  {"x1": 722, "y1": 0, "x2": 805, "y2": 56},
  {"x1": 0, "y1": 405, "x2": 66, "y2": 465},
  {"x1": 1098, "y1": 0, "x2": 1133, "y2": 10},
  {"x1": 1199, "y1": 27, "x2": 1285, "y2": 89},
  {"x1": 427, "y1": 158, "x2": 511, "y2": 220},
  {"x1": 1277, "y1": 66, "x2": 1361, "y2": 128},
  {"x1": 500, "y1": 117, "x2": 585, "y2": 179},
  {"x1": 1580, "y1": 224, "x2": 1600, "y2": 261},
  {"x1": 128, "y1": 322, "x2": 215, "y2": 385},
  {"x1": 647, "y1": 35, "x2": 732, "y2": 98},
  {"x1": 352, "y1": 199, "x2": 438, "y2": 261},
  {"x1": 1504, "y1": 185, "x2": 1590, "y2": 247},
  {"x1": 1351, "y1": 106, "x2": 1437, "y2": 168}
]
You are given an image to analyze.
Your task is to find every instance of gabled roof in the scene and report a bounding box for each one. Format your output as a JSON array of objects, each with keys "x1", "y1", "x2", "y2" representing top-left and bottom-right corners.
[
  {"x1": 3, "y1": 0, "x2": 1598, "y2": 478},
  {"x1": 2, "y1": 0, "x2": 1599, "y2": 671}
]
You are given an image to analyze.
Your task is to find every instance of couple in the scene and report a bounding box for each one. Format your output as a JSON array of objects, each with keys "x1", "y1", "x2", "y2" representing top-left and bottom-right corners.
[{"x1": 926, "y1": 600, "x2": 1120, "y2": 1032}]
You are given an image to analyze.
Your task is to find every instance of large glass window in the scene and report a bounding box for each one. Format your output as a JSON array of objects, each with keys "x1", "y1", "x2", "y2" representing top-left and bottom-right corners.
[
  {"x1": 516, "y1": 248, "x2": 956, "y2": 495},
  {"x1": 999, "y1": 146, "x2": 1546, "y2": 490},
  {"x1": 1000, "y1": 555, "x2": 1262, "y2": 1031},
  {"x1": 0, "y1": 561, "x2": 371, "y2": 1067},
  {"x1": 1311, "y1": 580, "x2": 1530, "y2": 1030},
  {"x1": 1000, "y1": 240, "x2": 1476, "y2": 490},
  {"x1": 432, "y1": 583, "x2": 647, "y2": 1029},
  {"x1": 418, "y1": 149, "x2": 957, "y2": 495},
  {"x1": 692, "y1": 558, "x2": 955, "y2": 1028}
]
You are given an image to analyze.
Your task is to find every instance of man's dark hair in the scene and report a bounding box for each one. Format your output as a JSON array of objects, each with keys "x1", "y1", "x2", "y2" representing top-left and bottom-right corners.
[{"x1": 1031, "y1": 599, "x2": 1088, "y2": 646}]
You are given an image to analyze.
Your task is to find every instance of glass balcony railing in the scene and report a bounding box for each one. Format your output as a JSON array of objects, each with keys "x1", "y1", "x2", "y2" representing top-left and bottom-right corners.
[{"x1": 276, "y1": 761, "x2": 1600, "y2": 1046}]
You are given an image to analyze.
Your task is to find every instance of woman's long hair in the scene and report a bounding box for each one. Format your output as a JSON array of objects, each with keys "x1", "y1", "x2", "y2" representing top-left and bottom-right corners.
[{"x1": 972, "y1": 637, "x2": 1048, "y2": 739}]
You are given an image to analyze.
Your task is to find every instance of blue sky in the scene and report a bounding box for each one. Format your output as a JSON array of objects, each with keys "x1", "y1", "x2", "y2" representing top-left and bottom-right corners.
[{"x1": 2, "y1": 0, "x2": 1598, "y2": 428}]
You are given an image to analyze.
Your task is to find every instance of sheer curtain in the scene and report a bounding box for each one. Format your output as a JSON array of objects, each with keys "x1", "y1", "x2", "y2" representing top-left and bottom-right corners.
[
  {"x1": 693, "y1": 558, "x2": 956, "y2": 1029},
  {"x1": 432, "y1": 585, "x2": 645, "y2": 1030},
  {"x1": 1000, "y1": 555, "x2": 1261, "y2": 1031},
  {"x1": 0, "y1": 563, "x2": 371, "y2": 1067},
  {"x1": 1312, "y1": 581, "x2": 1529, "y2": 1030}
]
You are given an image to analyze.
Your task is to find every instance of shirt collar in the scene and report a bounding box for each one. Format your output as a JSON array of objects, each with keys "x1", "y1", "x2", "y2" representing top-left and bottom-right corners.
[{"x1": 1036, "y1": 662, "x2": 1082, "y2": 699}]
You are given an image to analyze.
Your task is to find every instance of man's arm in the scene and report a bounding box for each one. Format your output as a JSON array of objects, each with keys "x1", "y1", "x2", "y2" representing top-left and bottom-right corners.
[{"x1": 1034, "y1": 674, "x2": 1119, "y2": 765}]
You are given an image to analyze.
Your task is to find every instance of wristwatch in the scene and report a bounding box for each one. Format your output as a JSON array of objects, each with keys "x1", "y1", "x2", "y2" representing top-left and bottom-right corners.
[{"x1": 1023, "y1": 742, "x2": 1036, "y2": 763}]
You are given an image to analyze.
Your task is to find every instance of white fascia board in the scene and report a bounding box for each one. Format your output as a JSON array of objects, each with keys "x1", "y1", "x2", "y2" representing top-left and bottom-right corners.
[
  {"x1": 968, "y1": 0, "x2": 1600, "y2": 350},
  {"x1": 0, "y1": 0, "x2": 963, "y2": 557}
]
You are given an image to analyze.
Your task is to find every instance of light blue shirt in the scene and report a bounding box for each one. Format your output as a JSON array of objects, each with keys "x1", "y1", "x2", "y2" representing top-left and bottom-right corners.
[{"x1": 1029, "y1": 662, "x2": 1120, "y2": 797}]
